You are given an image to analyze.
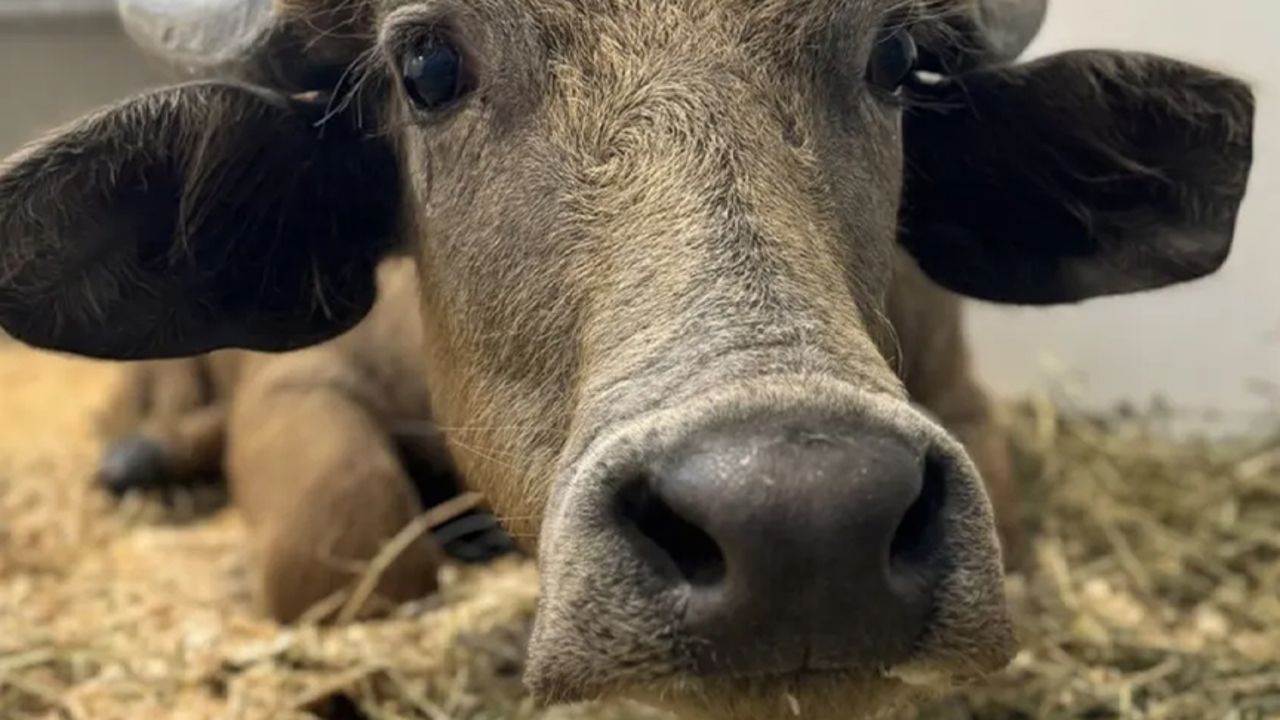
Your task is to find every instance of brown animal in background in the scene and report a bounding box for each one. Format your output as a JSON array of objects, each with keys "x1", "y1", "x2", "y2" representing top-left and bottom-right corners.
[
  {"x1": 93, "y1": 253, "x2": 1023, "y2": 623},
  {"x1": 0, "y1": 0, "x2": 1254, "y2": 716},
  {"x1": 96, "y1": 258, "x2": 513, "y2": 622}
]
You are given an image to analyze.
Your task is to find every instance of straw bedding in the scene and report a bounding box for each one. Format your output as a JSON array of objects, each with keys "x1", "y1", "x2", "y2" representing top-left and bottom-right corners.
[{"x1": 0, "y1": 345, "x2": 1275, "y2": 719}]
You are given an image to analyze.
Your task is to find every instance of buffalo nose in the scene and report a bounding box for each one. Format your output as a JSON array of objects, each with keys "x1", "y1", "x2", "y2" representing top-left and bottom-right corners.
[{"x1": 612, "y1": 415, "x2": 947, "y2": 674}]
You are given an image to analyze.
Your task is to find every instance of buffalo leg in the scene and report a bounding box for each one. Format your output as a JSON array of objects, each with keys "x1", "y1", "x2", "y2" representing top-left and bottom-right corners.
[
  {"x1": 96, "y1": 359, "x2": 226, "y2": 497},
  {"x1": 226, "y1": 358, "x2": 444, "y2": 623}
]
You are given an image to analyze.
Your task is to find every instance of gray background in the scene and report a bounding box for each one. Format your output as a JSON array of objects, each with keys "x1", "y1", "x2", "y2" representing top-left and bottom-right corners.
[
  {"x1": 0, "y1": 3, "x2": 167, "y2": 154},
  {"x1": 1, "y1": 1, "x2": 1274, "y2": 426}
]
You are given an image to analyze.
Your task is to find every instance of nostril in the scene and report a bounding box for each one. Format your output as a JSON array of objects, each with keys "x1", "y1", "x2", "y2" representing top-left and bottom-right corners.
[
  {"x1": 889, "y1": 453, "x2": 948, "y2": 569},
  {"x1": 615, "y1": 476, "x2": 726, "y2": 587}
]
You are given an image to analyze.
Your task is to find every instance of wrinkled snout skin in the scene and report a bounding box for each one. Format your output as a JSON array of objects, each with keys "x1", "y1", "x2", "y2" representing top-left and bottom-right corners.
[{"x1": 392, "y1": 3, "x2": 1013, "y2": 714}]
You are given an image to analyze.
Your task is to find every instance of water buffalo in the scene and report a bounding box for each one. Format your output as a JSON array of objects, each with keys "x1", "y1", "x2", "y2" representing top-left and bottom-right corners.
[
  {"x1": 95, "y1": 257, "x2": 517, "y2": 622},
  {"x1": 0, "y1": 0, "x2": 1254, "y2": 716}
]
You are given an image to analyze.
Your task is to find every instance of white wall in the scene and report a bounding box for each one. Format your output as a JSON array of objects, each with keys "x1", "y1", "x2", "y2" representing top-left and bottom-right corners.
[
  {"x1": 967, "y1": 0, "x2": 1280, "y2": 427},
  {"x1": 0, "y1": 12, "x2": 169, "y2": 156}
]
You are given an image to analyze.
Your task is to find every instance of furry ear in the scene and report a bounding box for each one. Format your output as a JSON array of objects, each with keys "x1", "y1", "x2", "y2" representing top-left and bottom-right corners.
[
  {"x1": 0, "y1": 81, "x2": 400, "y2": 359},
  {"x1": 900, "y1": 50, "x2": 1255, "y2": 304}
]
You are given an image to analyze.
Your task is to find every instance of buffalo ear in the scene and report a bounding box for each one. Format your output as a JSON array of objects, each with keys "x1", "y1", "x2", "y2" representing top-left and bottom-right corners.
[
  {"x1": 0, "y1": 81, "x2": 400, "y2": 360},
  {"x1": 899, "y1": 50, "x2": 1255, "y2": 305}
]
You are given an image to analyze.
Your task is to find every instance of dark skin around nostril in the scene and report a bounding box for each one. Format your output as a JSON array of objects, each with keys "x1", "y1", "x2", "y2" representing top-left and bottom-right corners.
[{"x1": 96, "y1": 435, "x2": 174, "y2": 497}]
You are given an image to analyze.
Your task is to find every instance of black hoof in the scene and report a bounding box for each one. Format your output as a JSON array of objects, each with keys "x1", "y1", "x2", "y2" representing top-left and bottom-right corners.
[
  {"x1": 96, "y1": 435, "x2": 174, "y2": 497},
  {"x1": 435, "y1": 511, "x2": 518, "y2": 564}
]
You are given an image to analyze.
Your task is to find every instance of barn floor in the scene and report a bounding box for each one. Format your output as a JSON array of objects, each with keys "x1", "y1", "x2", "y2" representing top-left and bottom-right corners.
[{"x1": 0, "y1": 345, "x2": 1276, "y2": 720}]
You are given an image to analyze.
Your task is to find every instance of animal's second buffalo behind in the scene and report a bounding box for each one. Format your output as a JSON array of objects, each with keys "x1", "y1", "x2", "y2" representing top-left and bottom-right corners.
[{"x1": 0, "y1": 0, "x2": 1255, "y2": 717}]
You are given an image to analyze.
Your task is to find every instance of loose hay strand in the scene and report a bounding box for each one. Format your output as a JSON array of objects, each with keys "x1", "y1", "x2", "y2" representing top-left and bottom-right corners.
[{"x1": 334, "y1": 492, "x2": 486, "y2": 625}]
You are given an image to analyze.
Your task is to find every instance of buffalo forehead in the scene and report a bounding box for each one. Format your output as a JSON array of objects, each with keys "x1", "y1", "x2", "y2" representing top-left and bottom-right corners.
[{"x1": 367, "y1": 0, "x2": 932, "y2": 35}]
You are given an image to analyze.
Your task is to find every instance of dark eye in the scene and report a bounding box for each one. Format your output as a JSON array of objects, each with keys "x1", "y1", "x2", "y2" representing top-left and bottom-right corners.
[
  {"x1": 401, "y1": 36, "x2": 474, "y2": 112},
  {"x1": 867, "y1": 27, "x2": 919, "y2": 94}
]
